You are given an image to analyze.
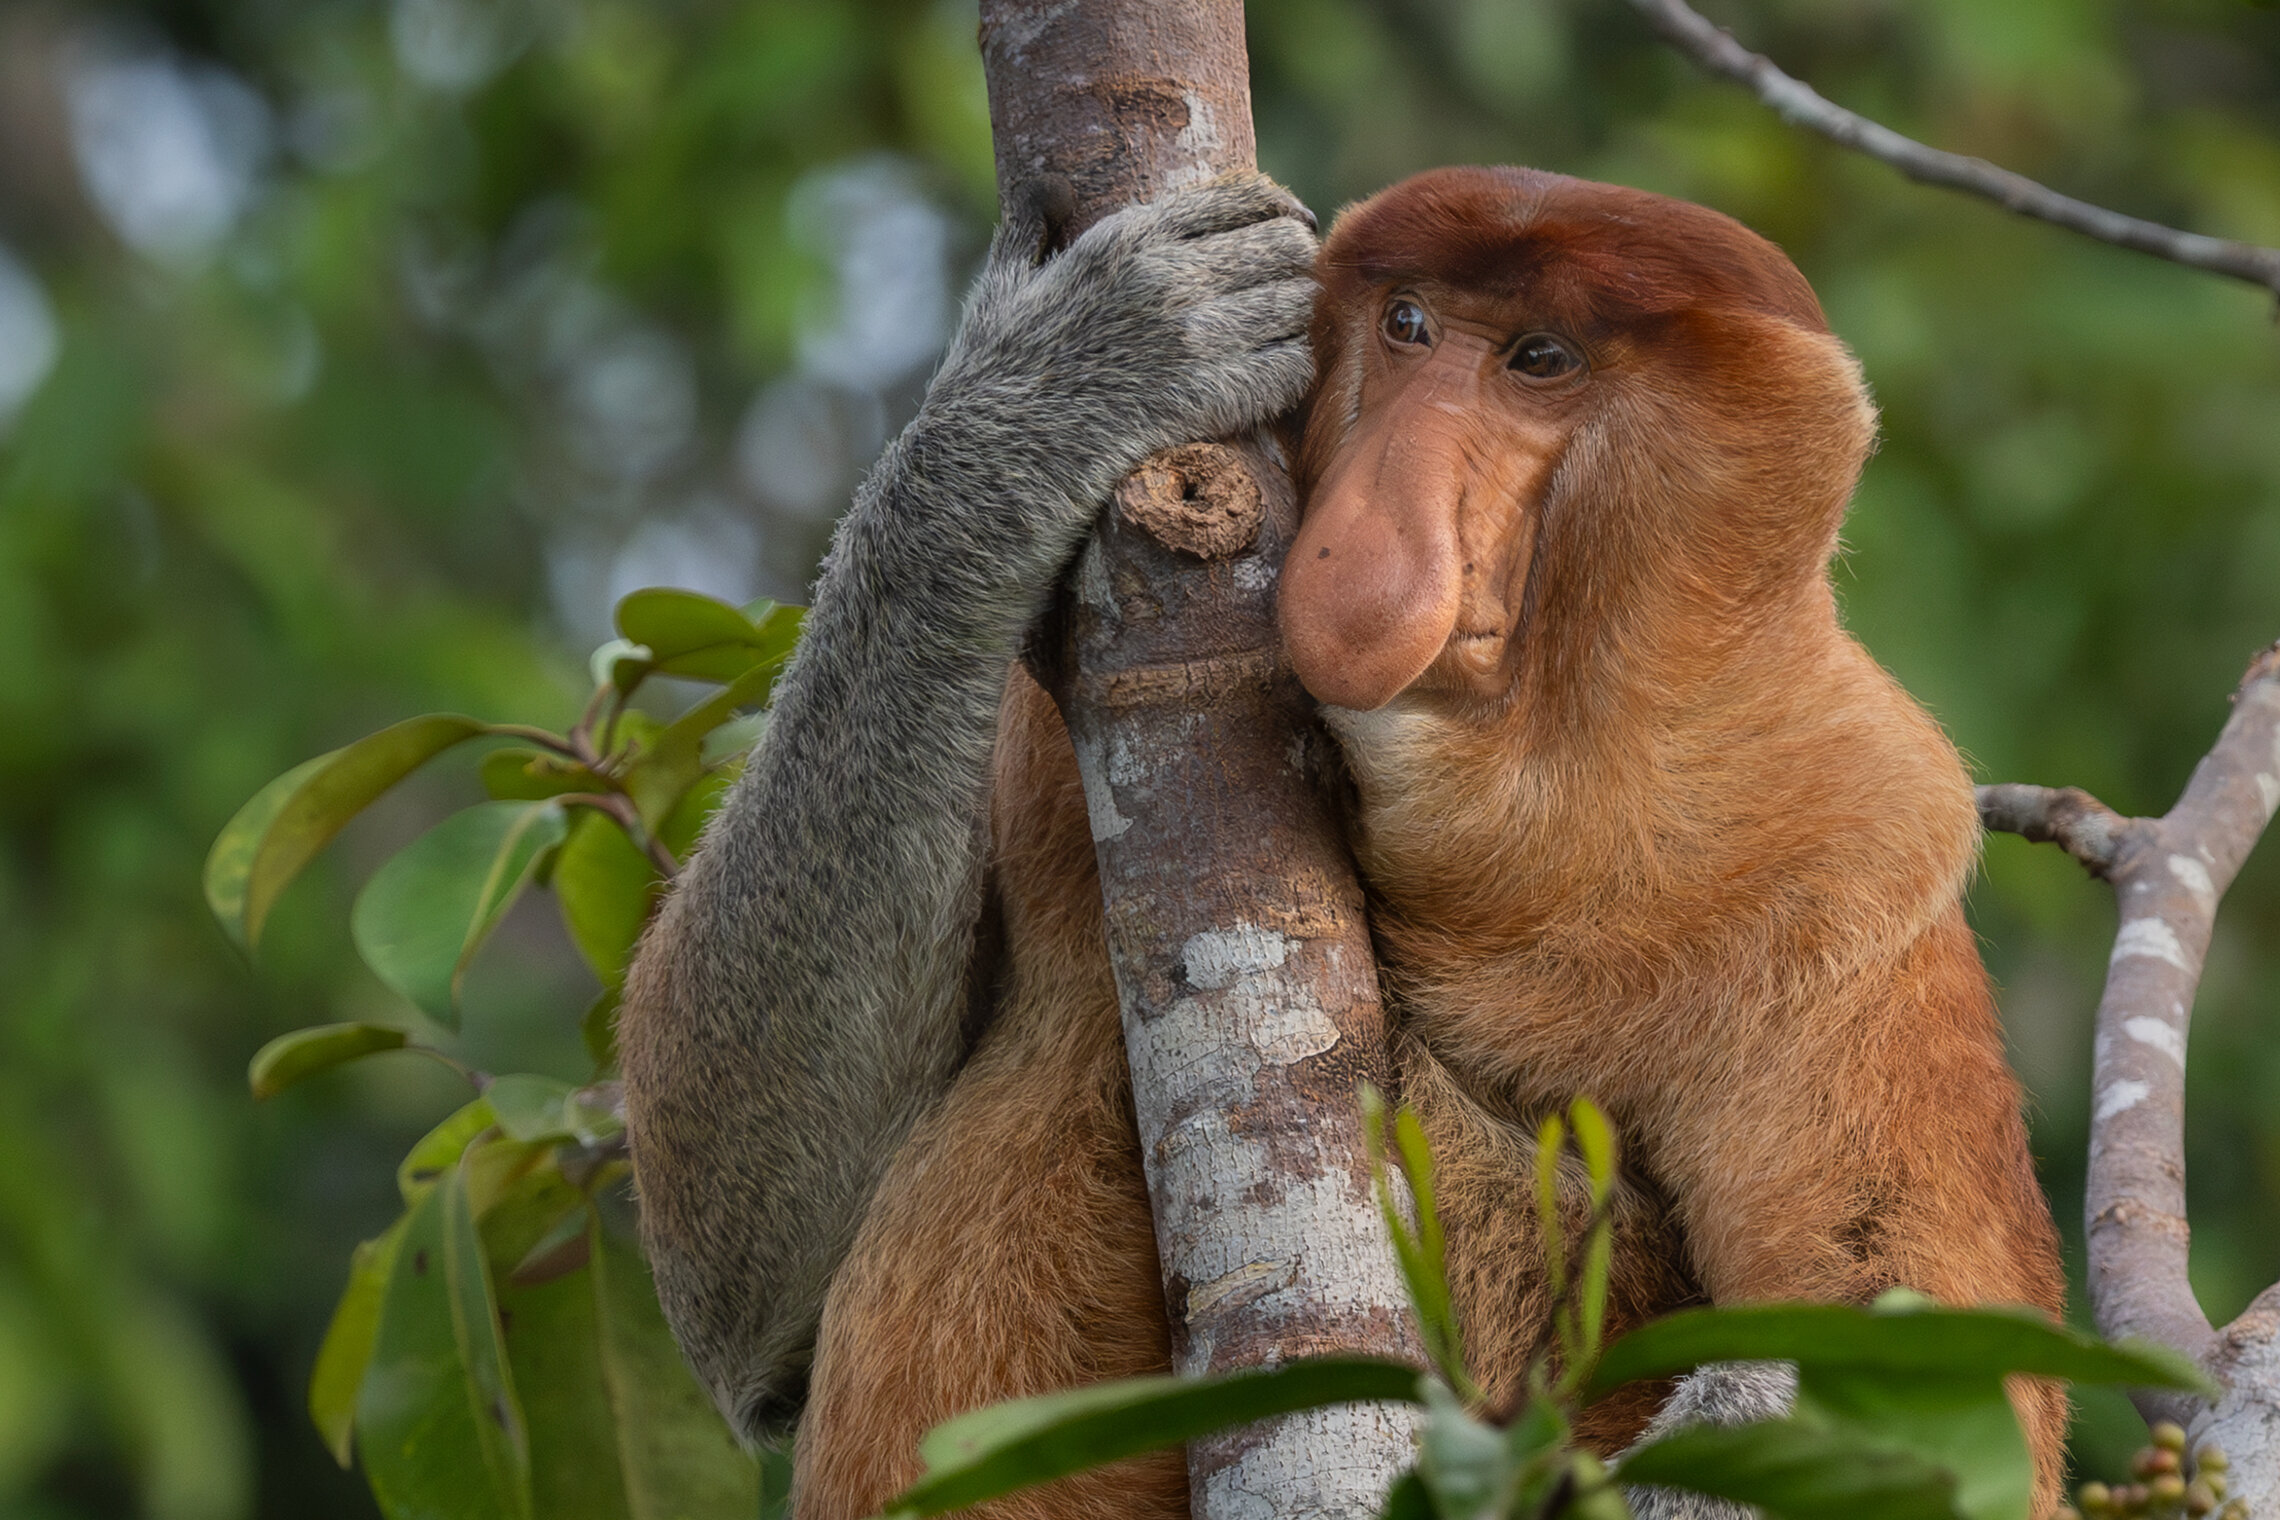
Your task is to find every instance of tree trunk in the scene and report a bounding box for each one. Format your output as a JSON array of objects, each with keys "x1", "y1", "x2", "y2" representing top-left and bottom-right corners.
[{"x1": 976, "y1": 7, "x2": 1423, "y2": 1518}]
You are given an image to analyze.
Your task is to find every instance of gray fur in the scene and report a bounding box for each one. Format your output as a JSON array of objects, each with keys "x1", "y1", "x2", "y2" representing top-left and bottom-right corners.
[
  {"x1": 1621, "y1": 1362, "x2": 1798, "y2": 1520},
  {"x1": 616, "y1": 174, "x2": 1318, "y2": 1438}
]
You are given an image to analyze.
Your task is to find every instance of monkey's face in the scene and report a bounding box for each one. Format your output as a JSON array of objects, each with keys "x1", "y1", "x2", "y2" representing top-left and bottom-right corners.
[
  {"x1": 1279, "y1": 166, "x2": 1872, "y2": 720},
  {"x1": 1280, "y1": 278, "x2": 1589, "y2": 711}
]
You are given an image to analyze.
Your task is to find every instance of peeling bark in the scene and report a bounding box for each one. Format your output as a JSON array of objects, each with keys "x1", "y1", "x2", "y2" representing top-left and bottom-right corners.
[
  {"x1": 1981, "y1": 641, "x2": 2280, "y2": 1501},
  {"x1": 978, "y1": 6, "x2": 1422, "y2": 1516}
]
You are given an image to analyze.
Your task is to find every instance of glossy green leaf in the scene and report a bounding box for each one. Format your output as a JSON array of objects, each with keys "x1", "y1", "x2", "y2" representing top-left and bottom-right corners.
[
  {"x1": 591, "y1": 638, "x2": 648, "y2": 690},
  {"x1": 352, "y1": 800, "x2": 570, "y2": 1026},
  {"x1": 652, "y1": 642, "x2": 775, "y2": 682},
  {"x1": 357, "y1": 1163, "x2": 532, "y2": 1520},
  {"x1": 205, "y1": 715, "x2": 493, "y2": 951},
  {"x1": 606, "y1": 590, "x2": 785, "y2": 697},
  {"x1": 1587, "y1": 1301, "x2": 2216, "y2": 1399},
  {"x1": 553, "y1": 810, "x2": 660, "y2": 987},
  {"x1": 310, "y1": 1217, "x2": 407, "y2": 1467},
  {"x1": 488, "y1": 1075, "x2": 580, "y2": 1143},
  {"x1": 483, "y1": 747, "x2": 606, "y2": 802},
  {"x1": 508, "y1": 1207, "x2": 593, "y2": 1288},
  {"x1": 1798, "y1": 1369, "x2": 2031, "y2": 1520},
  {"x1": 399, "y1": 1100, "x2": 496, "y2": 1206},
  {"x1": 589, "y1": 1209, "x2": 761, "y2": 1518},
  {"x1": 1617, "y1": 1417, "x2": 1962, "y2": 1520},
  {"x1": 493, "y1": 1202, "x2": 627, "y2": 1520},
  {"x1": 485, "y1": 1076, "x2": 618, "y2": 1148},
  {"x1": 247, "y1": 1022, "x2": 408, "y2": 1099},
  {"x1": 888, "y1": 1358, "x2": 1424, "y2": 1518},
  {"x1": 615, "y1": 588, "x2": 762, "y2": 658}
]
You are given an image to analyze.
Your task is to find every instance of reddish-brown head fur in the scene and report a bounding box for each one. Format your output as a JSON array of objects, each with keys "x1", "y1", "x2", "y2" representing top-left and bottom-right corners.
[{"x1": 1280, "y1": 165, "x2": 1873, "y2": 721}]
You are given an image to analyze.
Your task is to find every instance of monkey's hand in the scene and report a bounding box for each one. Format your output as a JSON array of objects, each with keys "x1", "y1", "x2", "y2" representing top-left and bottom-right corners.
[
  {"x1": 901, "y1": 170, "x2": 1319, "y2": 618},
  {"x1": 1620, "y1": 1362, "x2": 1797, "y2": 1520},
  {"x1": 618, "y1": 173, "x2": 1318, "y2": 1441}
]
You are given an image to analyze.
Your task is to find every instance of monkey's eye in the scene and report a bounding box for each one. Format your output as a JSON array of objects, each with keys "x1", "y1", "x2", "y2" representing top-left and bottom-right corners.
[
  {"x1": 1382, "y1": 298, "x2": 1431, "y2": 347},
  {"x1": 1510, "y1": 333, "x2": 1583, "y2": 380}
]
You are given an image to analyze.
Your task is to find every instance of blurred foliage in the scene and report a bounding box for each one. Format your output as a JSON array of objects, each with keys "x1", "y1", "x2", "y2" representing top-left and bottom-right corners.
[
  {"x1": 0, "y1": 0, "x2": 2272, "y2": 1513},
  {"x1": 200, "y1": 587, "x2": 795, "y2": 1518}
]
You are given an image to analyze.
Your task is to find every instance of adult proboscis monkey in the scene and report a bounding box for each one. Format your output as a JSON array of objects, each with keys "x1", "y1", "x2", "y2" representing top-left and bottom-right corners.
[{"x1": 620, "y1": 166, "x2": 2069, "y2": 1520}]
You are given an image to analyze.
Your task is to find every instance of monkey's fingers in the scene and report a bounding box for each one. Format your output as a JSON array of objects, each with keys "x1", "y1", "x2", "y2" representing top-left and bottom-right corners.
[
  {"x1": 1157, "y1": 215, "x2": 1320, "y2": 298},
  {"x1": 1183, "y1": 278, "x2": 1318, "y2": 355},
  {"x1": 1172, "y1": 333, "x2": 1315, "y2": 439},
  {"x1": 1134, "y1": 171, "x2": 1317, "y2": 243}
]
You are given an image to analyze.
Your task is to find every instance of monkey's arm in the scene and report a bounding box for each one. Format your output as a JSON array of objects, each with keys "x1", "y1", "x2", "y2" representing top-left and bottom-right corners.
[{"x1": 616, "y1": 175, "x2": 1318, "y2": 1437}]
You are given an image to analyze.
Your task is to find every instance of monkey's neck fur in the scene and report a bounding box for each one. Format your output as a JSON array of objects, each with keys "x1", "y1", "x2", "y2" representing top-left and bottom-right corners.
[{"x1": 1324, "y1": 572, "x2": 1979, "y2": 1082}]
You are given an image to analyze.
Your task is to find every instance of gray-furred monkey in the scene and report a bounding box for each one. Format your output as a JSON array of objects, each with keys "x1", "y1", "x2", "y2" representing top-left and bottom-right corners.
[{"x1": 622, "y1": 167, "x2": 2067, "y2": 1520}]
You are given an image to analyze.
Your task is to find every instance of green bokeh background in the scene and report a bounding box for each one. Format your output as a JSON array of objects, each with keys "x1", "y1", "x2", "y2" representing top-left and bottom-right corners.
[{"x1": 0, "y1": 0, "x2": 2272, "y2": 1513}]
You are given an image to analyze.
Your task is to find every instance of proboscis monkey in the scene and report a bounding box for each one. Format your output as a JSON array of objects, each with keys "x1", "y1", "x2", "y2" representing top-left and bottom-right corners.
[{"x1": 619, "y1": 167, "x2": 2069, "y2": 1520}]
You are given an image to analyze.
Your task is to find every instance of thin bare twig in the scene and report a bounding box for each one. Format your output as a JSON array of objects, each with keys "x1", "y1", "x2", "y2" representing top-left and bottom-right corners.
[
  {"x1": 1974, "y1": 783, "x2": 2134, "y2": 878},
  {"x1": 1980, "y1": 642, "x2": 2280, "y2": 1451},
  {"x1": 1628, "y1": 0, "x2": 2280, "y2": 301}
]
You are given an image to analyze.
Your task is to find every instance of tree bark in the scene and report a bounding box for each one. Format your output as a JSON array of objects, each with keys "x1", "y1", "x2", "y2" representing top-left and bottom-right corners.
[
  {"x1": 1981, "y1": 641, "x2": 2280, "y2": 1505},
  {"x1": 977, "y1": 7, "x2": 1423, "y2": 1518}
]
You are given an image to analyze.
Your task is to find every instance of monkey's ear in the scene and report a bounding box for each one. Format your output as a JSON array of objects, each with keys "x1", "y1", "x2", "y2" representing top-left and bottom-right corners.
[{"x1": 999, "y1": 173, "x2": 1078, "y2": 266}]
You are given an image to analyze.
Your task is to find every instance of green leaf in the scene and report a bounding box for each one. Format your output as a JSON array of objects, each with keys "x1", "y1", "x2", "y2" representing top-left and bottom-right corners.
[
  {"x1": 589, "y1": 1208, "x2": 760, "y2": 1518},
  {"x1": 591, "y1": 638, "x2": 649, "y2": 690},
  {"x1": 1568, "y1": 1098, "x2": 1615, "y2": 1199},
  {"x1": 553, "y1": 810, "x2": 661, "y2": 988},
  {"x1": 483, "y1": 747, "x2": 607, "y2": 802},
  {"x1": 488, "y1": 1075, "x2": 580, "y2": 1143},
  {"x1": 890, "y1": 1358, "x2": 1424, "y2": 1517},
  {"x1": 508, "y1": 1207, "x2": 593, "y2": 1288},
  {"x1": 1798, "y1": 1369, "x2": 2030, "y2": 1520},
  {"x1": 1379, "y1": 1470, "x2": 1432, "y2": 1520},
  {"x1": 1361, "y1": 1088, "x2": 1471, "y2": 1397},
  {"x1": 1587, "y1": 1302, "x2": 2216, "y2": 1400},
  {"x1": 309, "y1": 1217, "x2": 407, "y2": 1468},
  {"x1": 657, "y1": 764, "x2": 734, "y2": 864},
  {"x1": 247, "y1": 1022, "x2": 408, "y2": 1099},
  {"x1": 492, "y1": 1200, "x2": 629, "y2": 1520},
  {"x1": 357, "y1": 1162, "x2": 533, "y2": 1520},
  {"x1": 1415, "y1": 1379, "x2": 1515, "y2": 1520},
  {"x1": 615, "y1": 588, "x2": 762, "y2": 658},
  {"x1": 352, "y1": 800, "x2": 570, "y2": 1026},
  {"x1": 204, "y1": 715, "x2": 493, "y2": 951},
  {"x1": 605, "y1": 590, "x2": 802, "y2": 696},
  {"x1": 1617, "y1": 1417, "x2": 1962, "y2": 1520},
  {"x1": 625, "y1": 661, "x2": 784, "y2": 829},
  {"x1": 399, "y1": 1100, "x2": 496, "y2": 1206}
]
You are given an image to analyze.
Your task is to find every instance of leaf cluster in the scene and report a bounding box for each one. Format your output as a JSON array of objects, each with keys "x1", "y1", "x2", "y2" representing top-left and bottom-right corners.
[
  {"x1": 885, "y1": 1100, "x2": 2216, "y2": 1520},
  {"x1": 206, "y1": 589, "x2": 798, "y2": 1519}
]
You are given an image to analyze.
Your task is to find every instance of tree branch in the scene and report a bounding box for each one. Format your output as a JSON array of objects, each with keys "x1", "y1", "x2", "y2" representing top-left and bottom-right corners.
[
  {"x1": 1981, "y1": 642, "x2": 2280, "y2": 1464},
  {"x1": 1628, "y1": 0, "x2": 2280, "y2": 301}
]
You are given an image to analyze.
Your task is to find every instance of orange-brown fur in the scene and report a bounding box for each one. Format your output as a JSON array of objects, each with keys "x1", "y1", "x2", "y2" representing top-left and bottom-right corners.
[{"x1": 796, "y1": 167, "x2": 2068, "y2": 1518}]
